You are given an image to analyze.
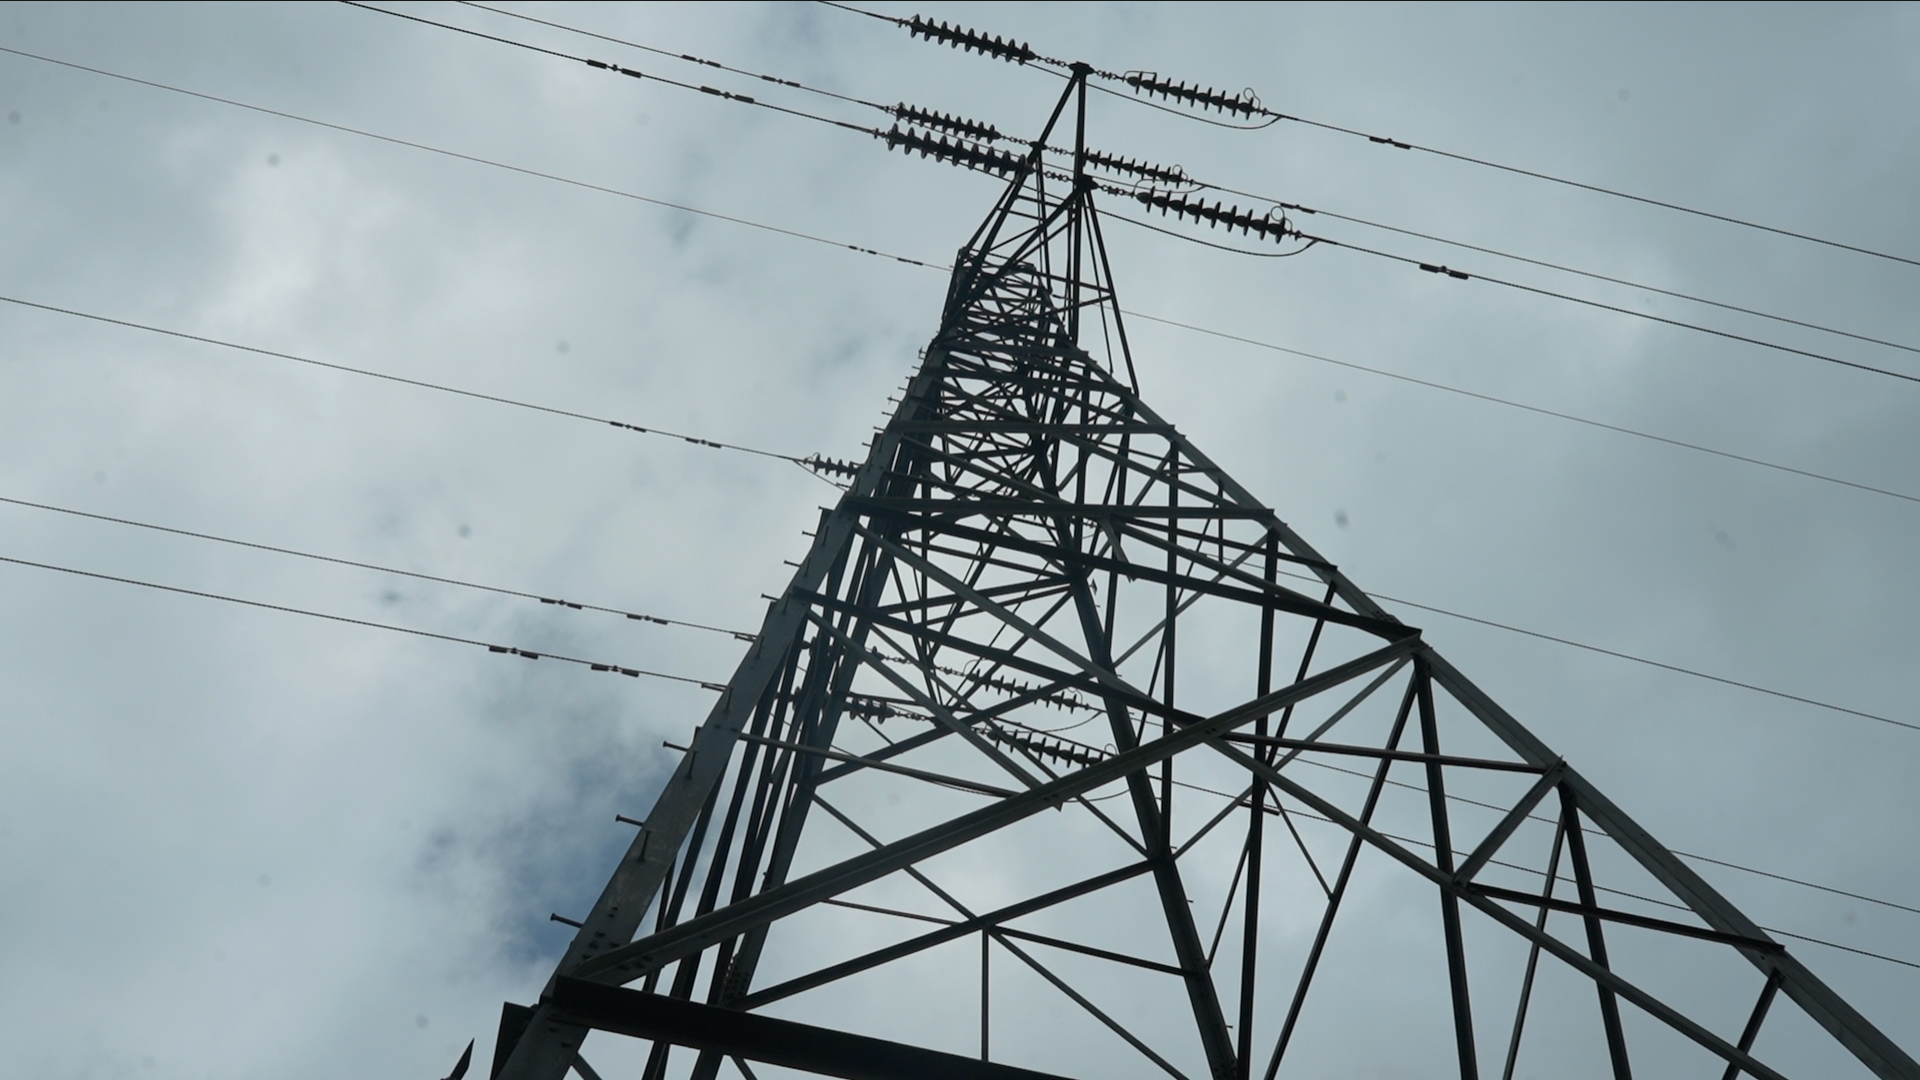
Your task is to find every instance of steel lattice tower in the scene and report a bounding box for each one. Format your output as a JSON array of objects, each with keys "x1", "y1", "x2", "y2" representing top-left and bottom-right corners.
[{"x1": 489, "y1": 71, "x2": 1918, "y2": 1080}]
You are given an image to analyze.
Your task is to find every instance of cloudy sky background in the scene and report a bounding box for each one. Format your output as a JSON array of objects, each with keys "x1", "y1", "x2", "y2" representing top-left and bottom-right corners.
[{"x1": 2, "y1": 2, "x2": 1918, "y2": 1077}]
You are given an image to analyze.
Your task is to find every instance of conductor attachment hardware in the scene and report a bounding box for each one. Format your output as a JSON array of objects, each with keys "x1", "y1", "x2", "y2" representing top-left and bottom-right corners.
[
  {"x1": 1132, "y1": 190, "x2": 1295, "y2": 242},
  {"x1": 906, "y1": 16, "x2": 1037, "y2": 64},
  {"x1": 892, "y1": 104, "x2": 1004, "y2": 143},
  {"x1": 1122, "y1": 71, "x2": 1264, "y2": 118},
  {"x1": 1082, "y1": 149, "x2": 1191, "y2": 187},
  {"x1": 883, "y1": 126, "x2": 1028, "y2": 178}
]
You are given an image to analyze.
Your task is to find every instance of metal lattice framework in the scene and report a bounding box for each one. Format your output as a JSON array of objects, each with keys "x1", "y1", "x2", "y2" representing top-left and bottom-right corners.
[{"x1": 491, "y1": 71, "x2": 1918, "y2": 1080}]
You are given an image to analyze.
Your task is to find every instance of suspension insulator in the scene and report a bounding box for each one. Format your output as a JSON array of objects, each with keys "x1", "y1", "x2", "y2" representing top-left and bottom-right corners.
[
  {"x1": 906, "y1": 16, "x2": 1037, "y2": 64},
  {"x1": 1082, "y1": 149, "x2": 1189, "y2": 186},
  {"x1": 1122, "y1": 71, "x2": 1263, "y2": 118},
  {"x1": 802, "y1": 454, "x2": 861, "y2": 478},
  {"x1": 882, "y1": 126, "x2": 1027, "y2": 178},
  {"x1": 892, "y1": 103, "x2": 1003, "y2": 143},
  {"x1": 845, "y1": 693, "x2": 900, "y2": 721},
  {"x1": 1133, "y1": 189, "x2": 1294, "y2": 241}
]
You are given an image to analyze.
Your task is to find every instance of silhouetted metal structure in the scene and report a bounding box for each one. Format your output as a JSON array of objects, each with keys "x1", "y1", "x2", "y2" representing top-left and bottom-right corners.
[{"x1": 491, "y1": 69, "x2": 1918, "y2": 1080}]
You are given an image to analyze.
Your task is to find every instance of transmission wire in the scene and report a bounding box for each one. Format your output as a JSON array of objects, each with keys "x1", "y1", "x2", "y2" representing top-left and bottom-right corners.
[
  {"x1": 0, "y1": 553, "x2": 724, "y2": 689},
  {"x1": 0, "y1": 45, "x2": 938, "y2": 274},
  {"x1": 0, "y1": 293, "x2": 811, "y2": 467},
  {"x1": 1298, "y1": 232, "x2": 1920, "y2": 387},
  {"x1": 4, "y1": 46, "x2": 1912, "y2": 511},
  {"x1": 810, "y1": 0, "x2": 1920, "y2": 269},
  {"x1": 454, "y1": 0, "x2": 894, "y2": 114},
  {"x1": 0, "y1": 493, "x2": 756, "y2": 640},
  {"x1": 330, "y1": 10, "x2": 1920, "y2": 383},
  {"x1": 12, "y1": 18, "x2": 1914, "y2": 990},
  {"x1": 5, "y1": 47, "x2": 1914, "y2": 733}
]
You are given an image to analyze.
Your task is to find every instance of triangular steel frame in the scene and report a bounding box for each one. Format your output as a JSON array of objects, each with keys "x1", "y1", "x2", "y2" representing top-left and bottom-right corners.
[{"x1": 491, "y1": 71, "x2": 1918, "y2": 1080}]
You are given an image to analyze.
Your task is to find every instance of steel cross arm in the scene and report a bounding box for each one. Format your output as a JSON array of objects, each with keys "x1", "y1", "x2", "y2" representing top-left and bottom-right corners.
[
  {"x1": 797, "y1": 588, "x2": 1180, "y2": 727},
  {"x1": 893, "y1": 420, "x2": 1177, "y2": 436},
  {"x1": 736, "y1": 731, "x2": 1018, "y2": 800},
  {"x1": 865, "y1": 511, "x2": 1401, "y2": 640},
  {"x1": 550, "y1": 978, "x2": 1079, "y2": 1080},
  {"x1": 570, "y1": 638, "x2": 1417, "y2": 985},
  {"x1": 860, "y1": 443, "x2": 1312, "y2": 592},
  {"x1": 868, "y1": 574, "x2": 1074, "y2": 619},
  {"x1": 1209, "y1": 739, "x2": 1793, "y2": 1080},
  {"x1": 882, "y1": 382, "x2": 1225, "y2": 513},
  {"x1": 1220, "y1": 732, "x2": 1549, "y2": 774},
  {"x1": 853, "y1": 498, "x2": 1275, "y2": 520},
  {"x1": 736, "y1": 860, "x2": 1156, "y2": 1008},
  {"x1": 799, "y1": 605, "x2": 1047, "y2": 790},
  {"x1": 917, "y1": 400, "x2": 1256, "y2": 519},
  {"x1": 1464, "y1": 883, "x2": 1783, "y2": 953},
  {"x1": 813, "y1": 667, "x2": 1100, "y2": 789},
  {"x1": 1420, "y1": 648, "x2": 1920, "y2": 1080},
  {"x1": 848, "y1": 521, "x2": 1167, "y2": 709}
]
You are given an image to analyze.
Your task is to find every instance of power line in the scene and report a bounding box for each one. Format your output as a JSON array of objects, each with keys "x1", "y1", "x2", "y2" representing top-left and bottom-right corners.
[
  {"x1": 1204, "y1": 190, "x2": 1920, "y2": 360},
  {"x1": 0, "y1": 45, "x2": 941, "y2": 271},
  {"x1": 812, "y1": 0, "x2": 1920, "y2": 271},
  {"x1": 0, "y1": 493, "x2": 756, "y2": 641},
  {"x1": 6, "y1": 500, "x2": 1911, "y2": 955},
  {"x1": 1253, "y1": 564, "x2": 1918, "y2": 735},
  {"x1": 454, "y1": 0, "x2": 893, "y2": 114},
  {"x1": 17, "y1": 271, "x2": 1918, "y2": 520},
  {"x1": 1300, "y1": 232, "x2": 1920, "y2": 387},
  {"x1": 7, "y1": 51, "x2": 1914, "y2": 734},
  {"x1": 339, "y1": 7, "x2": 1920, "y2": 387},
  {"x1": 0, "y1": 552, "x2": 725, "y2": 689},
  {"x1": 4, "y1": 50, "x2": 1915, "y2": 508},
  {"x1": 339, "y1": 1, "x2": 883, "y2": 139},
  {"x1": 9, "y1": 544, "x2": 1911, "y2": 974},
  {"x1": 10, "y1": 270, "x2": 1913, "y2": 737},
  {"x1": 1124, "y1": 312, "x2": 1920, "y2": 507},
  {"x1": 5, "y1": 45, "x2": 1914, "y2": 508},
  {"x1": 23, "y1": 32, "x2": 1916, "y2": 440},
  {"x1": 1259, "y1": 106, "x2": 1920, "y2": 272},
  {"x1": 0, "y1": 293, "x2": 814, "y2": 469}
]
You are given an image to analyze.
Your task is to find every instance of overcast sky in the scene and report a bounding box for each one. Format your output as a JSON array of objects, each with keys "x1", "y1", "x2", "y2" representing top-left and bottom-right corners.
[{"x1": 2, "y1": 3, "x2": 1917, "y2": 1078}]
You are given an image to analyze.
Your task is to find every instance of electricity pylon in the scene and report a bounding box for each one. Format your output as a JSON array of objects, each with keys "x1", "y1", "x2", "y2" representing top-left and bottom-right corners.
[{"x1": 490, "y1": 69, "x2": 1917, "y2": 1080}]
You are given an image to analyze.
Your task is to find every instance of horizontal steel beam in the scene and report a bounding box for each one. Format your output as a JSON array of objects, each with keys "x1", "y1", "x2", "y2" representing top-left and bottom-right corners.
[
  {"x1": 572, "y1": 637, "x2": 1418, "y2": 984},
  {"x1": 1223, "y1": 732, "x2": 1548, "y2": 774},
  {"x1": 1466, "y1": 883, "x2": 1783, "y2": 953},
  {"x1": 551, "y1": 979, "x2": 1078, "y2": 1080}
]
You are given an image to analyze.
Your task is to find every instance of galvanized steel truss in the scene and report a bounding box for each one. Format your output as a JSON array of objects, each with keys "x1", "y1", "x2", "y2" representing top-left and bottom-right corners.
[{"x1": 492, "y1": 73, "x2": 1917, "y2": 1080}]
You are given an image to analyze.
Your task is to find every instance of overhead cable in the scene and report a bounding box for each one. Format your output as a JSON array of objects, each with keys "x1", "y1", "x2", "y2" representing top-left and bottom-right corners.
[
  {"x1": 7, "y1": 50, "x2": 1915, "y2": 733},
  {"x1": 813, "y1": 0, "x2": 1920, "y2": 270},
  {"x1": 0, "y1": 294, "x2": 810, "y2": 466},
  {"x1": 346, "y1": 6, "x2": 1920, "y2": 370},
  {"x1": 339, "y1": 2, "x2": 881, "y2": 136},
  {"x1": 0, "y1": 44, "x2": 1909, "y2": 511},
  {"x1": 1270, "y1": 568, "x2": 1920, "y2": 735},
  {"x1": 455, "y1": 0, "x2": 894, "y2": 113},
  {"x1": 7, "y1": 514, "x2": 1910, "y2": 943},
  {"x1": 1218, "y1": 194, "x2": 1920, "y2": 359},
  {"x1": 1123, "y1": 311, "x2": 1920, "y2": 507},
  {"x1": 0, "y1": 45, "x2": 941, "y2": 272},
  {"x1": 0, "y1": 553, "x2": 724, "y2": 689},
  {"x1": 0, "y1": 493, "x2": 756, "y2": 641},
  {"x1": 1296, "y1": 233, "x2": 1920, "y2": 387}
]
